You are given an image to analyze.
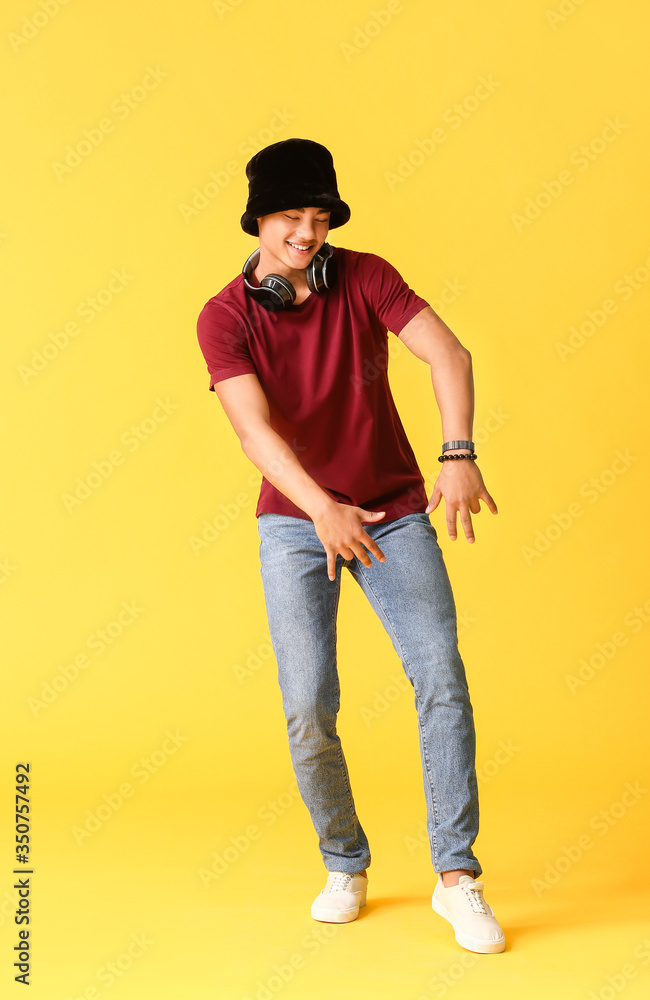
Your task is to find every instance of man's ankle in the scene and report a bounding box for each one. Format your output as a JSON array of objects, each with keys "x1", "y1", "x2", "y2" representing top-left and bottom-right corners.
[{"x1": 441, "y1": 868, "x2": 474, "y2": 887}]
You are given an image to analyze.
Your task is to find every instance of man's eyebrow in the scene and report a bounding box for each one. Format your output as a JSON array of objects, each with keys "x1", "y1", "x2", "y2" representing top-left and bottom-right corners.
[{"x1": 294, "y1": 207, "x2": 331, "y2": 214}]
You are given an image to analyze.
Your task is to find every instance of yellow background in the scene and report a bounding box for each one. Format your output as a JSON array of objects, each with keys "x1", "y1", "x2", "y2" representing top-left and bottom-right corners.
[{"x1": 2, "y1": 0, "x2": 650, "y2": 997}]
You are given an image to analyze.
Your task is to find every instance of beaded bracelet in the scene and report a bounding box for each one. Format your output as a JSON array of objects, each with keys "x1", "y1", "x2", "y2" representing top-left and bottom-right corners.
[{"x1": 438, "y1": 453, "x2": 478, "y2": 463}]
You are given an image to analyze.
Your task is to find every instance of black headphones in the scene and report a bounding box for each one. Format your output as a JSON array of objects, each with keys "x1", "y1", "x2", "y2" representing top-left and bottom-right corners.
[{"x1": 241, "y1": 243, "x2": 337, "y2": 312}]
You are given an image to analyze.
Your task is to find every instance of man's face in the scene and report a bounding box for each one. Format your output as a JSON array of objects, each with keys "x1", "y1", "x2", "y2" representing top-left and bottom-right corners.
[{"x1": 256, "y1": 206, "x2": 331, "y2": 276}]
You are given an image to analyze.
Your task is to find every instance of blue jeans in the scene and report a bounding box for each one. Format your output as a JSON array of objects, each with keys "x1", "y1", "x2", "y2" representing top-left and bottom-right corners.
[{"x1": 257, "y1": 510, "x2": 482, "y2": 878}]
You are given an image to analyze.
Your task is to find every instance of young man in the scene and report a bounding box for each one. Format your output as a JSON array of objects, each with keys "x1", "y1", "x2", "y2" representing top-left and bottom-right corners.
[{"x1": 196, "y1": 138, "x2": 505, "y2": 954}]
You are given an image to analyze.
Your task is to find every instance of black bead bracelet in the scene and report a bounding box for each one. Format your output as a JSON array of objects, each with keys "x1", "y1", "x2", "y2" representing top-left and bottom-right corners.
[{"x1": 438, "y1": 453, "x2": 478, "y2": 463}]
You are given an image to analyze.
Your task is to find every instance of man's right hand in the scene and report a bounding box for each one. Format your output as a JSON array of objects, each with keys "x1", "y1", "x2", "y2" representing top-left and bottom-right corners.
[{"x1": 311, "y1": 502, "x2": 387, "y2": 581}]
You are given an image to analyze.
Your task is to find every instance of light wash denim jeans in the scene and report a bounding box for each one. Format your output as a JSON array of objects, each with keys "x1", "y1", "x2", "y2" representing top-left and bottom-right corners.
[{"x1": 257, "y1": 510, "x2": 482, "y2": 879}]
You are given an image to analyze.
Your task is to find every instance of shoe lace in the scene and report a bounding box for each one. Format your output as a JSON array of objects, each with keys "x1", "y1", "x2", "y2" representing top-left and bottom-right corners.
[
  {"x1": 461, "y1": 879, "x2": 489, "y2": 914},
  {"x1": 326, "y1": 872, "x2": 354, "y2": 893}
]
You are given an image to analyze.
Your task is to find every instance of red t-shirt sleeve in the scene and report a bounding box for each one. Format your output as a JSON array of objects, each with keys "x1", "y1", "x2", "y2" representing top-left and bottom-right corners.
[
  {"x1": 357, "y1": 251, "x2": 429, "y2": 335},
  {"x1": 196, "y1": 300, "x2": 257, "y2": 391}
]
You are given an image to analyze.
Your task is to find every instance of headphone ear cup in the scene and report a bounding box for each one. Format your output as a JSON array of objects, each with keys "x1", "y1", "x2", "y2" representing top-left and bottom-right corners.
[
  {"x1": 305, "y1": 260, "x2": 319, "y2": 293},
  {"x1": 242, "y1": 248, "x2": 297, "y2": 311},
  {"x1": 260, "y1": 273, "x2": 296, "y2": 310},
  {"x1": 320, "y1": 245, "x2": 337, "y2": 290},
  {"x1": 306, "y1": 243, "x2": 336, "y2": 293},
  {"x1": 250, "y1": 285, "x2": 290, "y2": 312}
]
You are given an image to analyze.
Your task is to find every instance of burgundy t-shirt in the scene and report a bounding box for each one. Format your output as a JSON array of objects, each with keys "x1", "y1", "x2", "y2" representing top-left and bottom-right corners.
[{"x1": 196, "y1": 246, "x2": 430, "y2": 522}]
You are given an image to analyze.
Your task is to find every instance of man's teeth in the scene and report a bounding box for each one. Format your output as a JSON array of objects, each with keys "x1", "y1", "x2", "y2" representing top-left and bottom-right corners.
[{"x1": 287, "y1": 242, "x2": 311, "y2": 251}]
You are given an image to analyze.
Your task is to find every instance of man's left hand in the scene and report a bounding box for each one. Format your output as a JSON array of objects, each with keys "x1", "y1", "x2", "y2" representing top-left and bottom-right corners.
[{"x1": 425, "y1": 461, "x2": 498, "y2": 543}]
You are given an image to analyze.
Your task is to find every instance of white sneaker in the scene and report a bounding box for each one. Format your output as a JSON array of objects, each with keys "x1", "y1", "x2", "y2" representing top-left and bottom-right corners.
[
  {"x1": 432, "y1": 875, "x2": 505, "y2": 953},
  {"x1": 311, "y1": 871, "x2": 368, "y2": 923}
]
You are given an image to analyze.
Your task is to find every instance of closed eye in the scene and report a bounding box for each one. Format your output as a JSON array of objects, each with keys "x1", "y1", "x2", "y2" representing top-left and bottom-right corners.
[{"x1": 284, "y1": 214, "x2": 328, "y2": 222}]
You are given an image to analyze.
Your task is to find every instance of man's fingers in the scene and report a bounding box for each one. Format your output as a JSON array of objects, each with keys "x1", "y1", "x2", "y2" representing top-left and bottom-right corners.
[
  {"x1": 319, "y1": 507, "x2": 388, "y2": 578},
  {"x1": 448, "y1": 505, "x2": 476, "y2": 543},
  {"x1": 426, "y1": 487, "x2": 442, "y2": 514},
  {"x1": 364, "y1": 534, "x2": 386, "y2": 563},
  {"x1": 350, "y1": 544, "x2": 372, "y2": 567},
  {"x1": 327, "y1": 536, "x2": 386, "y2": 575},
  {"x1": 350, "y1": 536, "x2": 385, "y2": 568},
  {"x1": 460, "y1": 508, "x2": 475, "y2": 544},
  {"x1": 440, "y1": 487, "x2": 497, "y2": 545},
  {"x1": 482, "y1": 490, "x2": 498, "y2": 514}
]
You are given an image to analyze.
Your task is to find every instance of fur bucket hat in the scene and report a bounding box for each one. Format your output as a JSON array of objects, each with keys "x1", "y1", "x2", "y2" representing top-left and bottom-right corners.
[{"x1": 240, "y1": 137, "x2": 351, "y2": 236}]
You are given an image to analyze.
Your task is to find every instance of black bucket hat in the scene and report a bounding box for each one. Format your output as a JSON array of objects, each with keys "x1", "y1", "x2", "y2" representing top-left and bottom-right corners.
[{"x1": 240, "y1": 137, "x2": 351, "y2": 236}]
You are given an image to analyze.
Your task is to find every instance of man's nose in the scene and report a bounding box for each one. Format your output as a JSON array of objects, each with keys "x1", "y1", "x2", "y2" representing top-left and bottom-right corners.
[{"x1": 295, "y1": 220, "x2": 318, "y2": 241}]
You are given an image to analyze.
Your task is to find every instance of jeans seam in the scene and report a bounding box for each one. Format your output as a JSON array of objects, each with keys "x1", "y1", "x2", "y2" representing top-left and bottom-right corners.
[
  {"x1": 330, "y1": 561, "x2": 361, "y2": 843},
  {"x1": 414, "y1": 693, "x2": 441, "y2": 871},
  {"x1": 351, "y1": 561, "x2": 441, "y2": 870}
]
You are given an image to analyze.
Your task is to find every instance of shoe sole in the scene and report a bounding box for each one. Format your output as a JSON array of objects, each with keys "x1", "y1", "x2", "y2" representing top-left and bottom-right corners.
[
  {"x1": 431, "y1": 895, "x2": 506, "y2": 954},
  {"x1": 311, "y1": 899, "x2": 366, "y2": 924}
]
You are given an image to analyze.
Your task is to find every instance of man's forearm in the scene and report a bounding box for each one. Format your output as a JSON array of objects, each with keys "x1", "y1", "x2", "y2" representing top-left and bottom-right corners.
[
  {"x1": 429, "y1": 348, "x2": 475, "y2": 446},
  {"x1": 240, "y1": 423, "x2": 335, "y2": 520}
]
